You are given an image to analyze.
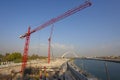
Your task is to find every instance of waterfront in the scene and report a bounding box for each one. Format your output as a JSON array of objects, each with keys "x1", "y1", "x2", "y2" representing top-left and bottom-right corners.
[{"x1": 74, "y1": 58, "x2": 120, "y2": 80}]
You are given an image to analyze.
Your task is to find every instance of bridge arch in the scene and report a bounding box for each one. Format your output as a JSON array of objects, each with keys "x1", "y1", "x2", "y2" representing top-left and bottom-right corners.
[{"x1": 61, "y1": 51, "x2": 78, "y2": 58}]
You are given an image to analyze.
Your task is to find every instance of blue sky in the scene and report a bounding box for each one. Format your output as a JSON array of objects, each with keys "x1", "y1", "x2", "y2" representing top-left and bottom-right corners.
[{"x1": 0, "y1": 0, "x2": 120, "y2": 57}]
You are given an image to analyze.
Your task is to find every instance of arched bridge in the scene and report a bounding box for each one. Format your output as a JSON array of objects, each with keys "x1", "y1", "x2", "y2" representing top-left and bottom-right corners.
[{"x1": 61, "y1": 51, "x2": 79, "y2": 58}]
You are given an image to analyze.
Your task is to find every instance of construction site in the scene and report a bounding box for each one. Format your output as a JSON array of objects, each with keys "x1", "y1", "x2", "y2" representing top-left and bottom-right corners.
[{"x1": 0, "y1": 1, "x2": 94, "y2": 80}]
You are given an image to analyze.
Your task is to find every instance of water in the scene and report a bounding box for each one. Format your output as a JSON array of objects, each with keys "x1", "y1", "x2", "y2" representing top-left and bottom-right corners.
[{"x1": 74, "y1": 59, "x2": 120, "y2": 80}]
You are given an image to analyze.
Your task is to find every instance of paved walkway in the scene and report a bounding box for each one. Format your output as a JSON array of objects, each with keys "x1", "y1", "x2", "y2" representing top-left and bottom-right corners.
[{"x1": 64, "y1": 70, "x2": 76, "y2": 80}]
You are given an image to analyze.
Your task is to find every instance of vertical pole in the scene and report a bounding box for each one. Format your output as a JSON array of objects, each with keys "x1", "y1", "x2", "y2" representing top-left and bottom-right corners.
[
  {"x1": 104, "y1": 62, "x2": 110, "y2": 80},
  {"x1": 48, "y1": 38, "x2": 51, "y2": 64},
  {"x1": 21, "y1": 27, "x2": 31, "y2": 74},
  {"x1": 48, "y1": 25, "x2": 54, "y2": 64}
]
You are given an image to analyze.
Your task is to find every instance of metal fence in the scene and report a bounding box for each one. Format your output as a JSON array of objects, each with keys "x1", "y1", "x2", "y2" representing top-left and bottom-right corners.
[{"x1": 67, "y1": 62, "x2": 88, "y2": 80}]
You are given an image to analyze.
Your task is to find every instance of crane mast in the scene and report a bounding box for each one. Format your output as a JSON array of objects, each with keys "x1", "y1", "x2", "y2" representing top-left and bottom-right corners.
[
  {"x1": 20, "y1": 1, "x2": 92, "y2": 73},
  {"x1": 48, "y1": 25, "x2": 54, "y2": 64},
  {"x1": 21, "y1": 27, "x2": 30, "y2": 73}
]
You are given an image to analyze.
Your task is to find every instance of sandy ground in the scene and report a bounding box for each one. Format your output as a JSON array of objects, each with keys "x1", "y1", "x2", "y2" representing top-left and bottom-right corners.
[{"x1": 0, "y1": 58, "x2": 69, "y2": 75}]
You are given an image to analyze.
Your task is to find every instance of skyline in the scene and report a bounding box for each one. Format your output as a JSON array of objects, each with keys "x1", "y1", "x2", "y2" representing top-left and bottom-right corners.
[{"x1": 0, "y1": 0, "x2": 120, "y2": 57}]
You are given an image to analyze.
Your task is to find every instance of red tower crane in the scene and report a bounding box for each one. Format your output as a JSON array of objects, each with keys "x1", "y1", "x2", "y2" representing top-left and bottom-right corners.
[
  {"x1": 21, "y1": 27, "x2": 31, "y2": 73},
  {"x1": 20, "y1": 1, "x2": 92, "y2": 73},
  {"x1": 48, "y1": 25, "x2": 54, "y2": 64}
]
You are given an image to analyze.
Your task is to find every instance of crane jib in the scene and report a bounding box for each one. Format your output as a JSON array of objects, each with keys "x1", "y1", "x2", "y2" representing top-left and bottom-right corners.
[{"x1": 20, "y1": 1, "x2": 92, "y2": 39}]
